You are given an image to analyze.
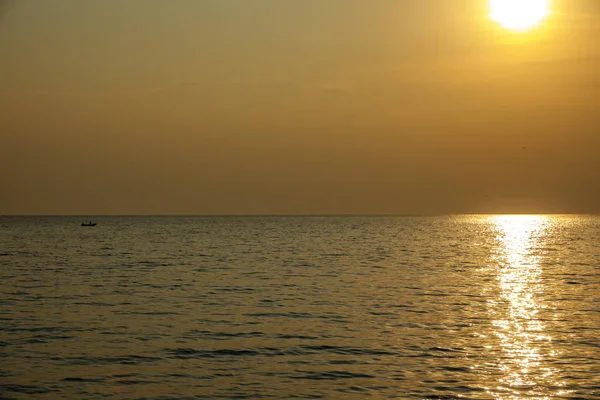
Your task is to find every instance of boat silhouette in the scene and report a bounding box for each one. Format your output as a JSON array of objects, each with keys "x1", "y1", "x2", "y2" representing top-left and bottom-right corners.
[{"x1": 81, "y1": 222, "x2": 97, "y2": 227}]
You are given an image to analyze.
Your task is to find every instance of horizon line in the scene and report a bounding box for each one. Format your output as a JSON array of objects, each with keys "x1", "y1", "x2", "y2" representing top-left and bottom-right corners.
[{"x1": 2, "y1": 213, "x2": 598, "y2": 217}]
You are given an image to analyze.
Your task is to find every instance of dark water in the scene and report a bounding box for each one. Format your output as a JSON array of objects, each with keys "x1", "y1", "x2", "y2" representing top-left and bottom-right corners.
[{"x1": 1, "y1": 215, "x2": 600, "y2": 399}]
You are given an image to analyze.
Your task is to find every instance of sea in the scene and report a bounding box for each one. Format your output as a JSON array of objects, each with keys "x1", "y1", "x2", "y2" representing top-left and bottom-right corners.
[{"x1": 1, "y1": 215, "x2": 599, "y2": 399}]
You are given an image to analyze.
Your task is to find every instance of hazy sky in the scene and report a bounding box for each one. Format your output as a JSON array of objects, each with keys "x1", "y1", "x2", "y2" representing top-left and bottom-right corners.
[{"x1": 1, "y1": 0, "x2": 599, "y2": 215}]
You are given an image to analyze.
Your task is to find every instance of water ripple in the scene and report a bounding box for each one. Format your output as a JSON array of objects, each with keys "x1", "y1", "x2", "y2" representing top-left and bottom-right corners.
[{"x1": 1, "y1": 215, "x2": 599, "y2": 399}]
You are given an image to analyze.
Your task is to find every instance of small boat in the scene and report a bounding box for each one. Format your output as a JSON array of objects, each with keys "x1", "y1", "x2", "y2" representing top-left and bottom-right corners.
[{"x1": 81, "y1": 222, "x2": 97, "y2": 227}]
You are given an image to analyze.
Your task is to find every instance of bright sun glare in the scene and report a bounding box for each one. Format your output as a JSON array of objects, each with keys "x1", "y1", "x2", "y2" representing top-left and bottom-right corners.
[{"x1": 490, "y1": 0, "x2": 551, "y2": 31}]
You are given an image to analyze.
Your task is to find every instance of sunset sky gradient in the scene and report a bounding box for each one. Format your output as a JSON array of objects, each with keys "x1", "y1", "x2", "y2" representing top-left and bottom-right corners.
[{"x1": 1, "y1": 0, "x2": 599, "y2": 215}]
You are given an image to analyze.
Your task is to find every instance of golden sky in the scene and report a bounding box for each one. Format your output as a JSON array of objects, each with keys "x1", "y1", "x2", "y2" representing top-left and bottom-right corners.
[{"x1": 1, "y1": 0, "x2": 599, "y2": 214}]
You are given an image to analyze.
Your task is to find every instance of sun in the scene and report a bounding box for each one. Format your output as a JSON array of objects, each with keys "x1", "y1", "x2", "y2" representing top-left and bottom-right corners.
[{"x1": 490, "y1": 0, "x2": 551, "y2": 31}]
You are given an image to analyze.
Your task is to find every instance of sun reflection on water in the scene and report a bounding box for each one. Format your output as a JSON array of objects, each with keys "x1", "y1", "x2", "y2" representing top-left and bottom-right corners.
[{"x1": 488, "y1": 215, "x2": 567, "y2": 399}]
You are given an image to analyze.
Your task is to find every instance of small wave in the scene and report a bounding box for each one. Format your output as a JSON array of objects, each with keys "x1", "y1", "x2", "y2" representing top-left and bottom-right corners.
[
  {"x1": 276, "y1": 334, "x2": 320, "y2": 340},
  {"x1": 214, "y1": 286, "x2": 255, "y2": 293},
  {"x1": 22, "y1": 338, "x2": 47, "y2": 344},
  {"x1": 113, "y1": 311, "x2": 181, "y2": 316},
  {"x1": 245, "y1": 312, "x2": 313, "y2": 319},
  {"x1": 428, "y1": 347, "x2": 465, "y2": 353},
  {"x1": 17, "y1": 334, "x2": 73, "y2": 344},
  {"x1": 440, "y1": 366, "x2": 471, "y2": 372},
  {"x1": 0, "y1": 384, "x2": 56, "y2": 394},
  {"x1": 73, "y1": 302, "x2": 116, "y2": 307},
  {"x1": 135, "y1": 260, "x2": 176, "y2": 268},
  {"x1": 114, "y1": 379, "x2": 156, "y2": 385},
  {"x1": 111, "y1": 373, "x2": 141, "y2": 378},
  {"x1": 327, "y1": 360, "x2": 363, "y2": 365},
  {"x1": 4, "y1": 326, "x2": 85, "y2": 334},
  {"x1": 300, "y1": 345, "x2": 394, "y2": 356},
  {"x1": 292, "y1": 370, "x2": 375, "y2": 380},
  {"x1": 183, "y1": 330, "x2": 264, "y2": 340},
  {"x1": 62, "y1": 377, "x2": 106, "y2": 383},
  {"x1": 165, "y1": 348, "x2": 261, "y2": 359},
  {"x1": 369, "y1": 311, "x2": 396, "y2": 316},
  {"x1": 63, "y1": 355, "x2": 161, "y2": 366}
]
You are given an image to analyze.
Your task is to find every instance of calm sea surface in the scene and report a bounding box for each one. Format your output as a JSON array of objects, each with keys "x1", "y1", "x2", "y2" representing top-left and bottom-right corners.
[{"x1": 1, "y1": 215, "x2": 599, "y2": 399}]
